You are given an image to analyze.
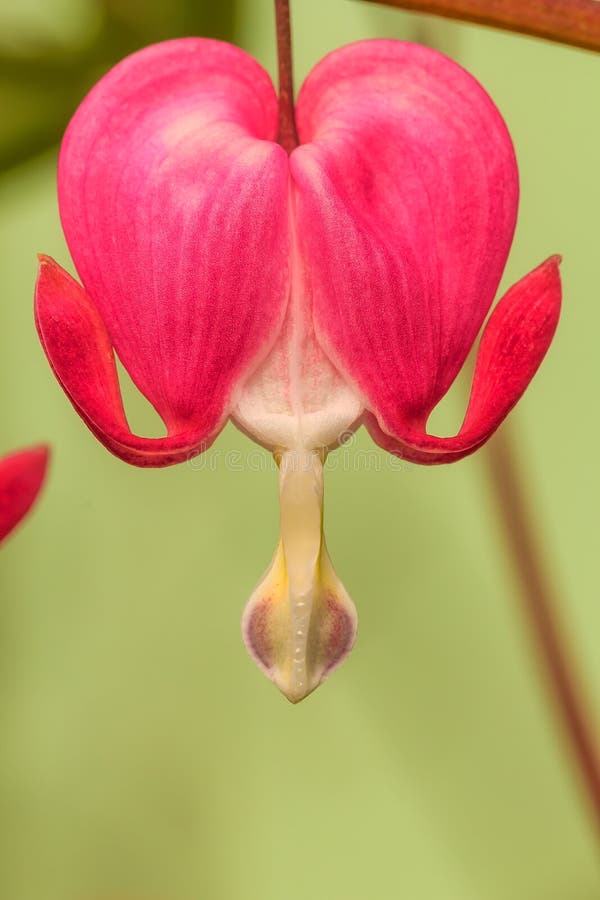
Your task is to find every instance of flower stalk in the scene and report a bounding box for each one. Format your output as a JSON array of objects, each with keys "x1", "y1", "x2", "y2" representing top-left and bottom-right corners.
[{"x1": 274, "y1": 0, "x2": 299, "y2": 152}]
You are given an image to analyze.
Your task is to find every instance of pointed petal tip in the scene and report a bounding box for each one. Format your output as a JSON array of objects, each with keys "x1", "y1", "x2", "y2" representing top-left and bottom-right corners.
[
  {"x1": 543, "y1": 254, "x2": 562, "y2": 316},
  {"x1": 279, "y1": 680, "x2": 319, "y2": 705},
  {"x1": 35, "y1": 254, "x2": 64, "y2": 288},
  {"x1": 4, "y1": 443, "x2": 50, "y2": 481},
  {"x1": 515, "y1": 253, "x2": 562, "y2": 332},
  {"x1": 23, "y1": 443, "x2": 51, "y2": 475},
  {"x1": 538, "y1": 252, "x2": 562, "y2": 288}
]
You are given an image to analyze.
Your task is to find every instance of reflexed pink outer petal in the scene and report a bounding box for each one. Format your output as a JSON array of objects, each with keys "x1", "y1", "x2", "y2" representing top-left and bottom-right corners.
[
  {"x1": 291, "y1": 40, "x2": 519, "y2": 435},
  {"x1": 57, "y1": 38, "x2": 289, "y2": 440},
  {"x1": 35, "y1": 257, "x2": 212, "y2": 466},
  {"x1": 0, "y1": 445, "x2": 49, "y2": 543},
  {"x1": 366, "y1": 257, "x2": 561, "y2": 463}
]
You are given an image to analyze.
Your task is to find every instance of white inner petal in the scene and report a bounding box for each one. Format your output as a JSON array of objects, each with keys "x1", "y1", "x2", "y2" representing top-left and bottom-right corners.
[{"x1": 232, "y1": 183, "x2": 362, "y2": 452}]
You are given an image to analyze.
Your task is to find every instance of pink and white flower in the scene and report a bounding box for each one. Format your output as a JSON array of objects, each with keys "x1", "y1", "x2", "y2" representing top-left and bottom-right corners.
[{"x1": 35, "y1": 39, "x2": 560, "y2": 701}]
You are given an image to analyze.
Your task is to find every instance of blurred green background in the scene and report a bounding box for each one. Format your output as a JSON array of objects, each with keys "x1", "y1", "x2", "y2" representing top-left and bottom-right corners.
[{"x1": 0, "y1": 0, "x2": 599, "y2": 897}]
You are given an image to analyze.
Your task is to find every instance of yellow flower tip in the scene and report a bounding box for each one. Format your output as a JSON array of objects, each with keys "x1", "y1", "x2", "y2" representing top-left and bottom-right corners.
[
  {"x1": 242, "y1": 545, "x2": 357, "y2": 703},
  {"x1": 242, "y1": 450, "x2": 357, "y2": 703}
]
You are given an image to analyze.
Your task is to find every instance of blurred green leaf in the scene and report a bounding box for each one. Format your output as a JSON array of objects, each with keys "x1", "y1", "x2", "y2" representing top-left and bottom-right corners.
[{"x1": 0, "y1": 0, "x2": 236, "y2": 172}]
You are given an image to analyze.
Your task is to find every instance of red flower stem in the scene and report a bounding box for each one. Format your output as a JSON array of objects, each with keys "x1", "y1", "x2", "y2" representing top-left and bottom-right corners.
[
  {"x1": 488, "y1": 429, "x2": 600, "y2": 837},
  {"x1": 361, "y1": 0, "x2": 600, "y2": 53},
  {"x1": 274, "y1": 0, "x2": 299, "y2": 153}
]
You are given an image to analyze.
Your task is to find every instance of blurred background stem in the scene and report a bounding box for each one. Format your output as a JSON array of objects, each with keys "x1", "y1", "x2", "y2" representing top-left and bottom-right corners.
[{"x1": 488, "y1": 429, "x2": 600, "y2": 840}]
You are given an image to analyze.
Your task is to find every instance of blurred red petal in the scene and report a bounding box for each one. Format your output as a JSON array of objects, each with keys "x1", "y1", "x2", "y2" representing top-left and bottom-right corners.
[{"x1": 0, "y1": 445, "x2": 49, "y2": 543}]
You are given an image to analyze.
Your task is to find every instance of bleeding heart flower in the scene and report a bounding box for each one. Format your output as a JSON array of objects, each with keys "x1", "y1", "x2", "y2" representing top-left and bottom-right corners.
[
  {"x1": 34, "y1": 38, "x2": 560, "y2": 702},
  {"x1": 0, "y1": 446, "x2": 49, "y2": 545}
]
